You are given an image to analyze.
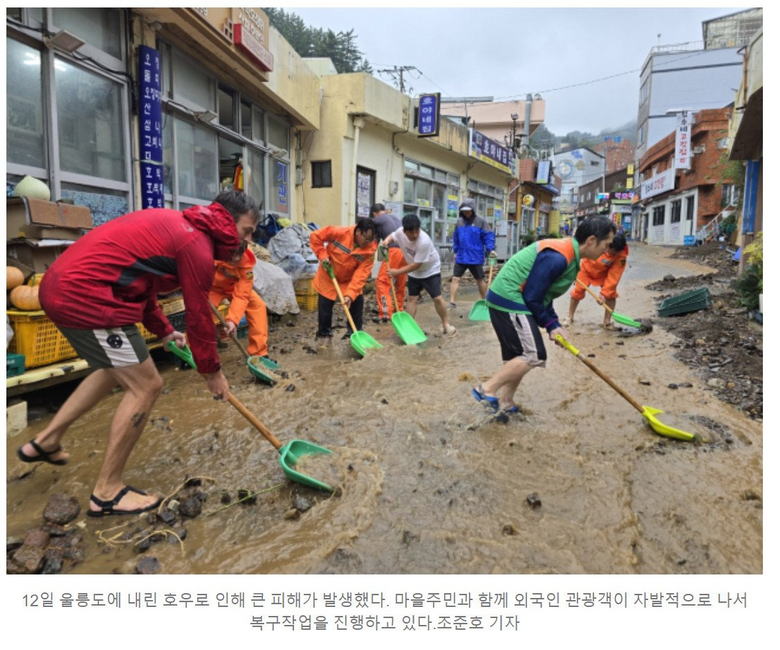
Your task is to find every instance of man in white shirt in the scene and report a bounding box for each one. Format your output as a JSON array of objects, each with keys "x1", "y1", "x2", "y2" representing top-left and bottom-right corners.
[{"x1": 381, "y1": 214, "x2": 456, "y2": 336}]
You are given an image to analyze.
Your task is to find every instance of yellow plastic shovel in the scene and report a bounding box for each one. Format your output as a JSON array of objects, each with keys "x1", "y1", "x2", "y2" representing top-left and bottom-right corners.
[{"x1": 555, "y1": 334, "x2": 696, "y2": 442}]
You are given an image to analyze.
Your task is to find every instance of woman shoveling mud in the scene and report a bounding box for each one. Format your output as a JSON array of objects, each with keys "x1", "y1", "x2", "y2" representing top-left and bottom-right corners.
[{"x1": 16, "y1": 191, "x2": 259, "y2": 517}]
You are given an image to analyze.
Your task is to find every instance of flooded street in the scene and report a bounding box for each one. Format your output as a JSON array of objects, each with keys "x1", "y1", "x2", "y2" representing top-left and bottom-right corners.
[{"x1": 6, "y1": 243, "x2": 762, "y2": 574}]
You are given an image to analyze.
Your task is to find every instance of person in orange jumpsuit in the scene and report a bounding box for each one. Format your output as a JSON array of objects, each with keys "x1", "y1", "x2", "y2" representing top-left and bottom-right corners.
[
  {"x1": 567, "y1": 231, "x2": 628, "y2": 328},
  {"x1": 370, "y1": 203, "x2": 406, "y2": 321},
  {"x1": 309, "y1": 218, "x2": 377, "y2": 338},
  {"x1": 209, "y1": 241, "x2": 271, "y2": 360}
]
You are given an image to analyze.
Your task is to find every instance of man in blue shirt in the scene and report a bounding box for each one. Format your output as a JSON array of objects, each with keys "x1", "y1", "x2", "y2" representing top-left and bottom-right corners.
[{"x1": 449, "y1": 199, "x2": 495, "y2": 308}]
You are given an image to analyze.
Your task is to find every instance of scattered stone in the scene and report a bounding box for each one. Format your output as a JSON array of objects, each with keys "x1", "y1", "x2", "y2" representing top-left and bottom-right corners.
[
  {"x1": 220, "y1": 492, "x2": 232, "y2": 505},
  {"x1": 526, "y1": 493, "x2": 542, "y2": 509},
  {"x1": 587, "y1": 354, "x2": 596, "y2": 358},
  {"x1": 173, "y1": 526, "x2": 187, "y2": 541},
  {"x1": 184, "y1": 478, "x2": 202, "y2": 488},
  {"x1": 502, "y1": 524, "x2": 518, "y2": 536},
  {"x1": 303, "y1": 345, "x2": 318, "y2": 354},
  {"x1": 380, "y1": 398, "x2": 389, "y2": 404},
  {"x1": 639, "y1": 380, "x2": 651, "y2": 386},
  {"x1": 402, "y1": 530, "x2": 420, "y2": 545},
  {"x1": 741, "y1": 490, "x2": 761, "y2": 502},
  {"x1": 668, "y1": 383, "x2": 678, "y2": 389},
  {"x1": 158, "y1": 508, "x2": 177, "y2": 525},
  {"x1": 135, "y1": 556, "x2": 161, "y2": 574},
  {"x1": 237, "y1": 489, "x2": 257, "y2": 505},
  {"x1": 41, "y1": 548, "x2": 64, "y2": 574},
  {"x1": 43, "y1": 493, "x2": 80, "y2": 525},
  {"x1": 707, "y1": 378, "x2": 726, "y2": 389},
  {"x1": 293, "y1": 495, "x2": 312, "y2": 512},
  {"x1": 679, "y1": 382, "x2": 693, "y2": 388},
  {"x1": 284, "y1": 508, "x2": 300, "y2": 520},
  {"x1": 179, "y1": 496, "x2": 202, "y2": 518},
  {"x1": 285, "y1": 384, "x2": 296, "y2": 392}
]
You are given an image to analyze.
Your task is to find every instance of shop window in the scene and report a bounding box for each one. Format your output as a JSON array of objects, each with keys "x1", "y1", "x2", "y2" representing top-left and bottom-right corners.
[
  {"x1": 174, "y1": 118, "x2": 218, "y2": 200},
  {"x1": 671, "y1": 199, "x2": 682, "y2": 223},
  {"x1": 415, "y1": 179, "x2": 432, "y2": 206},
  {"x1": 6, "y1": 39, "x2": 46, "y2": 169},
  {"x1": 311, "y1": 161, "x2": 332, "y2": 188},
  {"x1": 218, "y1": 136, "x2": 242, "y2": 191},
  {"x1": 404, "y1": 159, "x2": 419, "y2": 173},
  {"x1": 418, "y1": 164, "x2": 433, "y2": 178},
  {"x1": 271, "y1": 159, "x2": 290, "y2": 214},
  {"x1": 652, "y1": 205, "x2": 665, "y2": 226},
  {"x1": 171, "y1": 49, "x2": 214, "y2": 112},
  {"x1": 252, "y1": 106, "x2": 265, "y2": 143},
  {"x1": 267, "y1": 116, "x2": 289, "y2": 152},
  {"x1": 61, "y1": 182, "x2": 129, "y2": 227},
  {"x1": 51, "y1": 8, "x2": 122, "y2": 60},
  {"x1": 447, "y1": 172, "x2": 459, "y2": 188},
  {"x1": 240, "y1": 100, "x2": 252, "y2": 139},
  {"x1": 403, "y1": 177, "x2": 414, "y2": 202},
  {"x1": 245, "y1": 149, "x2": 265, "y2": 209},
  {"x1": 218, "y1": 85, "x2": 236, "y2": 130},
  {"x1": 56, "y1": 56, "x2": 126, "y2": 182}
]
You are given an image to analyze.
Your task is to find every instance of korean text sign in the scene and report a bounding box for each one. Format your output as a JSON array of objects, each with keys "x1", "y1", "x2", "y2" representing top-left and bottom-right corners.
[{"x1": 138, "y1": 45, "x2": 163, "y2": 209}]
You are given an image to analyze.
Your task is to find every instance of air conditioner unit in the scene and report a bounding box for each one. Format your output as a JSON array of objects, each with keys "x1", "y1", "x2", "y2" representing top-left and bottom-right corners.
[{"x1": 692, "y1": 145, "x2": 705, "y2": 154}]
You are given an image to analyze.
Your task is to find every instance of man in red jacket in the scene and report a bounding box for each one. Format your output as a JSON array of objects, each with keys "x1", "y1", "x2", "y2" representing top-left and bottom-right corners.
[{"x1": 17, "y1": 191, "x2": 259, "y2": 517}]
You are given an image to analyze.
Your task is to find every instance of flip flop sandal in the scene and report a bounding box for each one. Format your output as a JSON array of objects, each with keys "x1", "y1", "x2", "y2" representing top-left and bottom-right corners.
[
  {"x1": 502, "y1": 406, "x2": 520, "y2": 414},
  {"x1": 87, "y1": 485, "x2": 162, "y2": 518},
  {"x1": 16, "y1": 439, "x2": 68, "y2": 466},
  {"x1": 471, "y1": 385, "x2": 499, "y2": 412}
]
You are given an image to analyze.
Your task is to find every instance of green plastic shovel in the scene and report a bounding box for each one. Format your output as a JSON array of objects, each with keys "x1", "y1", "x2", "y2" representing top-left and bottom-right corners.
[
  {"x1": 325, "y1": 262, "x2": 382, "y2": 356},
  {"x1": 576, "y1": 278, "x2": 644, "y2": 329},
  {"x1": 555, "y1": 334, "x2": 696, "y2": 442},
  {"x1": 209, "y1": 303, "x2": 281, "y2": 384},
  {"x1": 165, "y1": 341, "x2": 334, "y2": 491},
  {"x1": 468, "y1": 257, "x2": 496, "y2": 322},
  {"x1": 381, "y1": 247, "x2": 427, "y2": 345}
]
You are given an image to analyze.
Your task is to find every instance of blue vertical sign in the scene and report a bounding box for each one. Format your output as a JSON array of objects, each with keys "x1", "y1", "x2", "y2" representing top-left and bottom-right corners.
[
  {"x1": 138, "y1": 45, "x2": 164, "y2": 209},
  {"x1": 417, "y1": 93, "x2": 440, "y2": 137}
]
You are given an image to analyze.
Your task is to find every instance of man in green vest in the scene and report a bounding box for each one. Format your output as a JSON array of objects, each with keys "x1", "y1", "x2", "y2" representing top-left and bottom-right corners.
[{"x1": 471, "y1": 216, "x2": 615, "y2": 419}]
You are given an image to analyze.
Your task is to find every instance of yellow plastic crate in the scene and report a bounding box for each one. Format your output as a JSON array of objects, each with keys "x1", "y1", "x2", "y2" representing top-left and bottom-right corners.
[
  {"x1": 294, "y1": 277, "x2": 316, "y2": 296},
  {"x1": 296, "y1": 293, "x2": 318, "y2": 311},
  {"x1": 160, "y1": 296, "x2": 185, "y2": 316},
  {"x1": 8, "y1": 311, "x2": 157, "y2": 368},
  {"x1": 7, "y1": 311, "x2": 78, "y2": 368}
]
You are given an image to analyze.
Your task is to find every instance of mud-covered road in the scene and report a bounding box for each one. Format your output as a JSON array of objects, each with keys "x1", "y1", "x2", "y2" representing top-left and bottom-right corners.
[{"x1": 6, "y1": 243, "x2": 762, "y2": 574}]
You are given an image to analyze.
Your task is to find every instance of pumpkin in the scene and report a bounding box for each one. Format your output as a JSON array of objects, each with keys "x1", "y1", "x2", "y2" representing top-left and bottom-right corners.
[
  {"x1": 10, "y1": 285, "x2": 41, "y2": 311},
  {"x1": 7, "y1": 266, "x2": 25, "y2": 291}
]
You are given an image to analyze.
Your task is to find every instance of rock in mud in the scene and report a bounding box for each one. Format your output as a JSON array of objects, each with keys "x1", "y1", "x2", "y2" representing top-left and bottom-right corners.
[
  {"x1": 41, "y1": 548, "x2": 64, "y2": 574},
  {"x1": 11, "y1": 544, "x2": 47, "y2": 573},
  {"x1": 220, "y1": 492, "x2": 232, "y2": 505},
  {"x1": 158, "y1": 508, "x2": 177, "y2": 525},
  {"x1": 402, "y1": 530, "x2": 420, "y2": 545},
  {"x1": 526, "y1": 493, "x2": 542, "y2": 509},
  {"x1": 284, "y1": 508, "x2": 300, "y2": 520},
  {"x1": 639, "y1": 380, "x2": 652, "y2": 386},
  {"x1": 502, "y1": 524, "x2": 519, "y2": 536},
  {"x1": 285, "y1": 384, "x2": 296, "y2": 392},
  {"x1": 135, "y1": 556, "x2": 161, "y2": 574},
  {"x1": 237, "y1": 489, "x2": 257, "y2": 505},
  {"x1": 707, "y1": 378, "x2": 726, "y2": 389},
  {"x1": 43, "y1": 493, "x2": 80, "y2": 525},
  {"x1": 179, "y1": 497, "x2": 202, "y2": 518},
  {"x1": 293, "y1": 495, "x2": 312, "y2": 512},
  {"x1": 668, "y1": 383, "x2": 679, "y2": 389}
]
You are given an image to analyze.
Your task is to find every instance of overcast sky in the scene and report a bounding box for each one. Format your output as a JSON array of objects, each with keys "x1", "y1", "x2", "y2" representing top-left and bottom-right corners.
[{"x1": 287, "y1": 4, "x2": 748, "y2": 136}]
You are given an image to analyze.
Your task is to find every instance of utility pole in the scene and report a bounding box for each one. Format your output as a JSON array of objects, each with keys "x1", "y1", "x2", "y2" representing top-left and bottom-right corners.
[{"x1": 376, "y1": 65, "x2": 419, "y2": 94}]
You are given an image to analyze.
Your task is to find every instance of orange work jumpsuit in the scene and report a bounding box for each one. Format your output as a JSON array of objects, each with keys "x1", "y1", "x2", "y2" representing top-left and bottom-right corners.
[
  {"x1": 570, "y1": 245, "x2": 629, "y2": 301},
  {"x1": 375, "y1": 247, "x2": 407, "y2": 318},
  {"x1": 210, "y1": 248, "x2": 269, "y2": 357},
  {"x1": 309, "y1": 225, "x2": 377, "y2": 302}
]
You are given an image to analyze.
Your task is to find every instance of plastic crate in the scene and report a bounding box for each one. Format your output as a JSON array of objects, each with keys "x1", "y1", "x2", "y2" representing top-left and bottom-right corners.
[
  {"x1": 296, "y1": 293, "x2": 318, "y2": 311},
  {"x1": 167, "y1": 304, "x2": 228, "y2": 332},
  {"x1": 658, "y1": 288, "x2": 711, "y2": 317},
  {"x1": 160, "y1": 296, "x2": 185, "y2": 316},
  {"x1": 294, "y1": 277, "x2": 316, "y2": 295},
  {"x1": 7, "y1": 311, "x2": 78, "y2": 368},
  {"x1": 7, "y1": 353, "x2": 26, "y2": 377}
]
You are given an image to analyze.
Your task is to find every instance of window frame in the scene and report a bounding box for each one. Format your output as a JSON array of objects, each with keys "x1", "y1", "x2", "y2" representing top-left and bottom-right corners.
[{"x1": 311, "y1": 160, "x2": 332, "y2": 188}]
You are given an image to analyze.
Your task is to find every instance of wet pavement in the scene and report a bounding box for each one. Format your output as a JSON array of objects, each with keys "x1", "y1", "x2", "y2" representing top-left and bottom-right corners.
[{"x1": 6, "y1": 243, "x2": 762, "y2": 574}]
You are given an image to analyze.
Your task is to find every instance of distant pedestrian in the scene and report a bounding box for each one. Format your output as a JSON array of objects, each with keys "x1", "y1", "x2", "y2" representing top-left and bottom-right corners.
[
  {"x1": 382, "y1": 214, "x2": 456, "y2": 336},
  {"x1": 449, "y1": 198, "x2": 495, "y2": 308},
  {"x1": 370, "y1": 202, "x2": 406, "y2": 320},
  {"x1": 472, "y1": 216, "x2": 615, "y2": 418}
]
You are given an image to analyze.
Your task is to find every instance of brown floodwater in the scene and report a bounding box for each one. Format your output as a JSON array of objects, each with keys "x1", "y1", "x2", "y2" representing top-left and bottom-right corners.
[{"x1": 6, "y1": 243, "x2": 762, "y2": 574}]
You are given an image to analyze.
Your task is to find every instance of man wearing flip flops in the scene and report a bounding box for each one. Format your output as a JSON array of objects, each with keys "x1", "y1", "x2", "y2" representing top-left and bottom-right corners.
[
  {"x1": 472, "y1": 216, "x2": 615, "y2": 419},
  {"x1": 18, "y1": 191, "x2": 259, "y2": 517}
]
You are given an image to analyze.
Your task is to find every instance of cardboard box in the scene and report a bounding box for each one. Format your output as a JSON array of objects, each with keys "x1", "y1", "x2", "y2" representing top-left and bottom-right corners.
[
  {"x1": 6, "y1": 197, "x2": 92, "y2": 241},
  {"x1": 6, "y1": 238, "x2": 74, "y2": 274}
]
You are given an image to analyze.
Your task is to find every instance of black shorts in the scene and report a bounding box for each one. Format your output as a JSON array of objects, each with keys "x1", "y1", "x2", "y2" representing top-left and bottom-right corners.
[
  {"x1": 488, "y1": 307, "x2": 547, "y2": 367},
  {"x1": 407, "y1": 273, "x2": 442, "y2": 299},
  {"x1": 58, "y1": 325, "x2": 150, "y2": 369},
  {"x1": 453, "y1": 262, "x2": 485, "y2": 280}
]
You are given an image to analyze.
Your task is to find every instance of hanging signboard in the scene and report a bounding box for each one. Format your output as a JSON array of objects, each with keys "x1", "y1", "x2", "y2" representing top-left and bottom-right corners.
[
  {"x1": 138, "y1": 45, "x2": 164, "y2": 209},
  {"x1": 674, "y1": 111, "x2": 692, "y2": 169},
  {"x1": 468, "y1": 128, "x2": 513, "y2": 175},
  {"x1": 417, "y1": 93, "x2": 441, "y2": 137},
  {"x1": 640, "y1": 167, "x2": 676, "y2": 199},
  {"x1": 535, "y1": 159, "x2": 552, "y2": 184}
]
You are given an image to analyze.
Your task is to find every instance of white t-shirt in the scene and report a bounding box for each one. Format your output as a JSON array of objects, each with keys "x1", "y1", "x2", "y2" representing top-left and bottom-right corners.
[{"x1": 389, "y1": 227, "x2": 441, "y2": 279}]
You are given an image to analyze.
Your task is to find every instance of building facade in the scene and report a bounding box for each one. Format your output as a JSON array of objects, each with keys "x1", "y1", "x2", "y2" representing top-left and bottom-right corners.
[
  {"x1": 552, "y1": 147, "x2": 605, "y2": 214},
  {"x1": 635, "y1": 107, "x2": 734, "y2": 245}
]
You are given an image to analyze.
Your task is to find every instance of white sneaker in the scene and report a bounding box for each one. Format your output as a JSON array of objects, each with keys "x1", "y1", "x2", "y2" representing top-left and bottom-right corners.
[{"x1": 442, "y1": 324, "x2": 456, "y2": 336}]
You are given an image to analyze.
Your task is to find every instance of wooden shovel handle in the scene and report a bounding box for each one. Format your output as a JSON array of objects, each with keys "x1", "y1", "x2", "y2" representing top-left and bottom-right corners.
[
  {"x1": 225, "y1": 392, "x2": 283, "y2": 450},
  {"x1": 577, "y1": 278, "x2": 614, "y2": 315},
  {"x1": 486, "y1": 258, "x2": 495, "y2": 286},
  {"x1": 210, "y1": 302, "x2": 250, "y2": 360},
  {"x1": 555, "y1": 334, "x2": 644, "y2": 413},
  {"x1": 329, "y1": 271, "x2": 359, "y2": 334}
]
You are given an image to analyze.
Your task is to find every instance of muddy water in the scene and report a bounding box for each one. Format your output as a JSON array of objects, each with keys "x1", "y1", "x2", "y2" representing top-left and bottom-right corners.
[{"x1": 6, "y1": 243, "x2": 762, "y2": 573}]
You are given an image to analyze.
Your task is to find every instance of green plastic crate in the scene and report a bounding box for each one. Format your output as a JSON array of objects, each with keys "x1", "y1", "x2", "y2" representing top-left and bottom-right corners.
[
  {"x1": 658, "y1": 287, "x2": 711, "y2": 317},
  {"x1": 7, "y1": 353, "x2": 26, "y2": 377}
]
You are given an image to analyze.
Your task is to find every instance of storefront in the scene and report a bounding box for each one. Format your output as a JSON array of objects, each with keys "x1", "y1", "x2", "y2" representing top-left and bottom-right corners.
[{"x1": 402, "y1": 157, "x2": 461, "y2": 252}]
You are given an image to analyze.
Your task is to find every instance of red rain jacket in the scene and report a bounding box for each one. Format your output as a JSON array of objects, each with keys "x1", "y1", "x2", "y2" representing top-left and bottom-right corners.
[{"x1": 39, "y1": 203, "x2": 240, "y2": 374}]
